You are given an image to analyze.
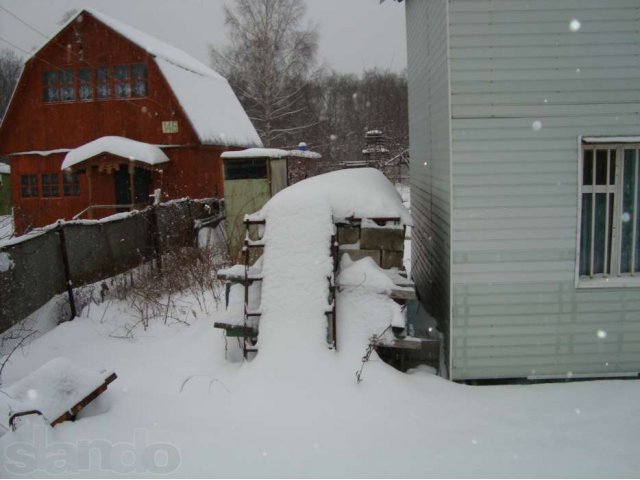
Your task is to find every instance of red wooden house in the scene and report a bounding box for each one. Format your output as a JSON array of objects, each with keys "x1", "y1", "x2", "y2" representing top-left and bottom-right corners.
[{"x1": 0, "y1": 9, "x2": 261, "y2": 235}]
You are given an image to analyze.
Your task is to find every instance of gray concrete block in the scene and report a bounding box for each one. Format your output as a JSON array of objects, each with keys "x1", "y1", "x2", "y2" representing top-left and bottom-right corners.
[
  {"x1": 381, "y1": 250, "x2": 404, "y2": 269},
  {"x1": 337, "y1": 225, "x2": 360, "y2": 245},
  {"x1": 339, "y1": 248, "x2": 381, "y2": 266},
  {"x1": 360, "y1": 226, "x2": 404, "y2": 252}
]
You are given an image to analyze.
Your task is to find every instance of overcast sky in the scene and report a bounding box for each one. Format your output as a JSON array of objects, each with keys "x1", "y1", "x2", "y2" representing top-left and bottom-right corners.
[{"x1": 0, "y1": 0, "x2": 407, "y2": 74}]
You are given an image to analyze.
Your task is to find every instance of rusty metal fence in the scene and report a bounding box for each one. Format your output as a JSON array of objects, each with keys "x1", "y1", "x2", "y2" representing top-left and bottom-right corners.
[{"x1": 0, "y1": 198, "x2": 221, "y2": 333}]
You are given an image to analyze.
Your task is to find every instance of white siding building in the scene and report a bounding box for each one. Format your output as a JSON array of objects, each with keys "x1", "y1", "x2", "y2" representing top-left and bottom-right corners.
[{"x1": 405, "y1": 0, "x2": 640, "y2": 380}]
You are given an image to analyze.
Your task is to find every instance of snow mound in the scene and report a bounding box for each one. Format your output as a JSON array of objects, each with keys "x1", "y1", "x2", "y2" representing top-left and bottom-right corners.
[
  {"x1": 337, "y1": 255, "x2": 397, "y2": 295},
  {"x1": 252, "y1": 168, "x2": 412, "y2": 226},
  {"x1": 2, "y1": 357, "x2": 111, "y2": 425},
  {"x1": 61, "y1": 136, "x2": 169, "y2": 170},
  {"x1": 256, "y1": 189, "x2": 334, "y2": 365},
  {"x1": 246, "y1": 168, "x2": 410, "y2": 367}
]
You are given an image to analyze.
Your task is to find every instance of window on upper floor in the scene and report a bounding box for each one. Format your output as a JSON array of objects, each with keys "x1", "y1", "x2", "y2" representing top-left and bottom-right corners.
[
  {"x1": 97, "y1": 66, "x2": 110, "y2": 99},
  {"x1": 114, "y1": 65, "x2": 131, "y2": 98},
  {"x1": 42, "y1": 64, "x2": 147, "y2": 103},
  {"x1": 78, "y1": 68, "x2": 93, "y2": 101},
  {"x1": 60, "y1": 70, "x2": 75, "y2": 101},
  {"x1": 42, "y1": 71, "x2": 60, "y2": 102},
  {"x1": 20, "y1": 175, "x2": 38, "y2": 198},
  {"x1": 578, "y1": 141, "x2": 640, "y2": 286},
  {"x1": 114, "y1": 64, "x2": 148, "y2": 99},
  {"x1": 42, "y1": 69, "x2": 75, "y2": 102},
  {"x1": 132, "y1": 64, "x2": 148, "y2": 97}
]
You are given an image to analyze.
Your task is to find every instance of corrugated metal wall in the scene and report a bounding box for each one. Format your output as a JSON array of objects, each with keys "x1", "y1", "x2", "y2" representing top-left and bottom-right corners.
[
  {"x1": 448, "y1": 0, "x2": 640, "y2": 379},
  {"x1": 406, "y1": 0, "x2": 453, "y2": 374}
]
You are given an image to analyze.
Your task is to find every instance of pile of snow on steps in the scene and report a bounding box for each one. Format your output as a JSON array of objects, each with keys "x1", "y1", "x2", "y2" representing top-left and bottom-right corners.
[{"x1": 244, "y1": 168, "x2": 412, "y2": 370}]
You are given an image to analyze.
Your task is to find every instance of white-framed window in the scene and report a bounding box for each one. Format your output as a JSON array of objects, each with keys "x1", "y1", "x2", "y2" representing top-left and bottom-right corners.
[{"x1": 577, "y1": 139, "x2": 640, "y2": 287}]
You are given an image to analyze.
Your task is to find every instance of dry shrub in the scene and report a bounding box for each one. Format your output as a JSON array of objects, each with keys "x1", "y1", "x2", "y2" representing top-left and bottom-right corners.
[{"x1": 101, "y1": 242, "x2": 229, "y2": 335}]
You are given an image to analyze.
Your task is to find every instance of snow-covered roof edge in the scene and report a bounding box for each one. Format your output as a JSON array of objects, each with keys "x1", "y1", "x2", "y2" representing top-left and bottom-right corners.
[
  {"x1": 83, "y1": 9, "x2": 220, "y2": 79},
  {"x1": 61, "y1": 136, "x2": 170, "y2": 170},
  {"x1": 83, "y1": 9, "x2": 262, "y2": 148},
  {"x1": 222, "y1": 148, "x2": 321, "y2": 160}
]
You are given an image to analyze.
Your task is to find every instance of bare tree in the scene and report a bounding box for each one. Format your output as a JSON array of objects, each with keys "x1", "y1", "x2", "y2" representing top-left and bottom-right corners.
[
  {"x1": 0, "y1": 48, "x2": 22, "y2": 121},
  {"x1": 58, "y1": 9, "x2": 79, "y2": 25},
  {"x1": 210, "y1": 0, "x2": 319, "y2": 147},
  {"x1": 305, "y1": 68, "x2": 408, "y2": 173}
]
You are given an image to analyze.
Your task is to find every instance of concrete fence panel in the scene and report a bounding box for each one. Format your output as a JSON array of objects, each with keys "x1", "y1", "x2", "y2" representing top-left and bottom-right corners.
[
  {"x1": 0, "y1": 198, "x2": 221, "y2": 334},
  {"x1": 0, "y1": 230, "x2": 66, "y2": 330}
]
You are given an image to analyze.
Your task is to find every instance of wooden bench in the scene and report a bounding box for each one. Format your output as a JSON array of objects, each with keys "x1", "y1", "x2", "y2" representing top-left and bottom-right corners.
[{"x1": 4, "y1": 357, "x2": 117, "y2": 431}]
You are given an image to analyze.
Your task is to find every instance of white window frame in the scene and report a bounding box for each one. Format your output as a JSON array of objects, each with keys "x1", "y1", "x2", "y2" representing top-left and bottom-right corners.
[{"x1": 576, "y1": 137, "x2": 640, "y2": 288}]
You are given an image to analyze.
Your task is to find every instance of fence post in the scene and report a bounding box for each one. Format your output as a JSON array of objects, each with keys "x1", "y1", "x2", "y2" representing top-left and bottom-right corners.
[
  {"x1": 151, "y1": 205, "x2": 162, "y2": 271},
  {"x1": 56, "y1": 223, "x2": 77, "y2": 321}
]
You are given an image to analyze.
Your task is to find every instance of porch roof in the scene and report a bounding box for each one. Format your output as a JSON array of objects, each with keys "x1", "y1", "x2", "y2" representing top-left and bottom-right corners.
[{"x1": 61, "y1": 136, "x2": 170, "y2": 171}]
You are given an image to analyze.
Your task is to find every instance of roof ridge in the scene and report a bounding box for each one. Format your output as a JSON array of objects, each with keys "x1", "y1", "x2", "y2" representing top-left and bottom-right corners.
[{"x1": 80, "y1": 8, "x2": 224, "y2": 80}]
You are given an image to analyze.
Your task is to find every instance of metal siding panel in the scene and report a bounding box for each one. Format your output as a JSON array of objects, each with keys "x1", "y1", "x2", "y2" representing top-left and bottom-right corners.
[
  {"x1": 448, "y1": 0, "x2": 640, "y2": 380},
  {"x1": 449, "y1": 0, "x2": 640, "y2": 12},
  {"x1": 407, "y1": 0, "x2": 452, "y2": 371}
]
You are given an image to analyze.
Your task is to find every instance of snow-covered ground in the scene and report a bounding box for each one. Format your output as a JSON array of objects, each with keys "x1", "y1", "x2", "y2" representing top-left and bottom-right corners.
[
  {"x1": 0, "y1": 172, "x2": 639, "y2": 477},
  {"x1": 1, "y1": 293, "x2": 639, "y2": 477}
]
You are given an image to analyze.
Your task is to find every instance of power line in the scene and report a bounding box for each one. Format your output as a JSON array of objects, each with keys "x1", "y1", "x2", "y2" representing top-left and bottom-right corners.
[
  {"x1": 0, "y1": 4, "x2": 49, "y2": 39},
  {"x1": 0, "y1": 35, "x2": 64, "y2": 73}
]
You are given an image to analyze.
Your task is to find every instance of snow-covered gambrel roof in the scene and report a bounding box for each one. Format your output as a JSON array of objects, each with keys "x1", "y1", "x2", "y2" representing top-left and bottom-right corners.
[{"x1": 80, "y1": 9, "x2": 263, "y2": 148}]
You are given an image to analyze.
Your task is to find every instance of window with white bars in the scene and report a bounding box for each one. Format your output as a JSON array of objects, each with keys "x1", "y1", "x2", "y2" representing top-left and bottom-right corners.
[{"x1": 579, "y1": 143, "x2": 640, "y2": 283}]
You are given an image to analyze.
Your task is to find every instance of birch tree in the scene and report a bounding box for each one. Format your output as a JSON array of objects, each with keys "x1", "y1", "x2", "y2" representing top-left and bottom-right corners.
[{"x1": 210, "y1": 0, "x2": 319, "y2": 147}]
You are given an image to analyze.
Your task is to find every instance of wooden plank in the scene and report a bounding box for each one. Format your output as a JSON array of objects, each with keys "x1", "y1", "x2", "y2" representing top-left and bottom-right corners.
[
  {"x1": 213, "y1": 322, "x2": 258, "y2": 337},
  {"x1": 390, "y1": 288, "x2": 416, "y2": 301},
  {"x1": 217, "y1": 271, "x2": 262, "y2": 283},
  {"x1": 50, "y1": 372, "x2": 117, "y2": 427}
]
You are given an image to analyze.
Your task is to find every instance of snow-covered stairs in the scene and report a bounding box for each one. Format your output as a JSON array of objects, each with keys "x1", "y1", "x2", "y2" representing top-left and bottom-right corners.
[{"x1": 253, "y1": 189, "x2": 335, "y2": 366}]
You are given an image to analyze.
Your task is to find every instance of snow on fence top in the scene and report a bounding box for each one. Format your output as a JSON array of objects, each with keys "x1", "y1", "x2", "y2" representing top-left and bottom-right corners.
[
  {"x1": 0, "y1": 163, "x2": 9, "y2": 174},
  {"x1": 61, "y1": 136, "x2": 170, "y2": 170},
  {"x1": 52, "y1": 9, "x2": 263, "y2": 149},
  {"x1": 253, "y1": 168, "x2": 412, "y2": 226},
  {"x1": 221, "y1": 147, "x2": 321, "y2": 160}
]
